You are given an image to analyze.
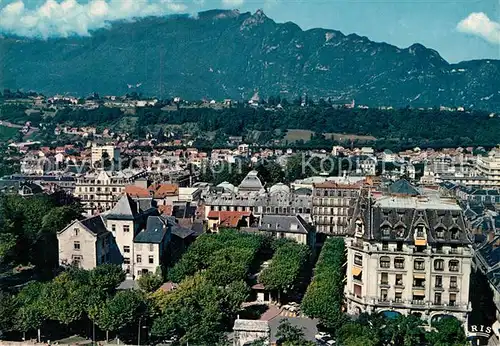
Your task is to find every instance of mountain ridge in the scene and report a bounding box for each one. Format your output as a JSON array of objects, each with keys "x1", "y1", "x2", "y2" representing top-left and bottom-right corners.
[{"x1": 0, "y1": 9, "x2": 499, "y2": 110}]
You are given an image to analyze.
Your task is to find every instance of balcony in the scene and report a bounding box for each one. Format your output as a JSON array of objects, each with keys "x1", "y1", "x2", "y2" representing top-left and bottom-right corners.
[
  {"x1": 449, "y1": 285, "x2": 459, "y2": 292},
  {"x1": 380, "y1": 281, "x2": 390, "y2": 288},
  {"x1": 412, "y1": 299, "x2": 426, "y2": 306}
]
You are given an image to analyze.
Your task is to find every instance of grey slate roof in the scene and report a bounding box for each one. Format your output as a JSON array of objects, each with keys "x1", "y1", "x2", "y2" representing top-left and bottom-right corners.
[
  {"x1": 134, "y1": 216, "x2": 168, "y2": 243},
  {"x1": 80, "y1": 215, "x2": 108, "y2": 236},
  {"x1": 233, "y1": 319, "x2": 269, "y2": 332},
  {"x1": 259, "y1": 214, "x2": 310, "y2": 234},
  {"x1": 388, "y1": 179, "x2": 421, "y2": 196},
  {"x1": 351, "y1": 193, "x2": 469, "y2": 244},
  {"x1": 106, "y1": 195, "x2": 138, "y2": 220}
]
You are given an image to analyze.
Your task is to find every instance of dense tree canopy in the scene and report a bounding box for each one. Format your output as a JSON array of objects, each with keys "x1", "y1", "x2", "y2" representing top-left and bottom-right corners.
[
  {"x1": 259, "y1": 242, "x2": 310, "y2": 301},
  {"x1": 301, "y1": 238, "x2": 346, "y2": 331},
  {"x1": 167, "y1": 229, "x2": 266, "y2": 284},
  {"x1": 0, "y1": 194, "x2": 82, "y2": 272}
]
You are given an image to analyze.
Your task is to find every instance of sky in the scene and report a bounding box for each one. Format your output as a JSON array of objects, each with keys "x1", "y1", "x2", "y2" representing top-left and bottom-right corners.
[{"x1": 0, "y1": 0, "x2": 498, "y2": 62}]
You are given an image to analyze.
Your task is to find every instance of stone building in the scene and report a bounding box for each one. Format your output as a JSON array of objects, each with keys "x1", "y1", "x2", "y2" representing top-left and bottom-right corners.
[
  {"x1": 312, "y1": 180, "x2": 364, "y2": 236},
  {"x1": 57, "y1": 215, "x2": 114, "y2": 270},
  {"x1": 204, "y1": 178, "x2": 312, "y2": 223},
  {"x1": 74, "y1": 169, "x2": 147, "y2": 215},
  {"x1": 233, "y1": 319, "x2": 270, "y2": 346},
  {"x1": 345, "y1": 180, "x2": 472, "y2": 324}
]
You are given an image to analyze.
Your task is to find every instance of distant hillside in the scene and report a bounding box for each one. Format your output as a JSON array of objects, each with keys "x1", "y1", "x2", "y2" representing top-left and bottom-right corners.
[{"x1": 1, "y1": 9, "x2": 499, "y2": 110}]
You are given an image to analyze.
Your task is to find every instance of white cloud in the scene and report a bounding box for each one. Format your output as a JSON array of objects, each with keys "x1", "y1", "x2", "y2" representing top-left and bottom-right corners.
[
  {"x1": 221, "y1": 0, "x2": 244, "y2": 8},
  {"x1": 457, "y1": 12, "x2": 500, "y2": 44},
  {"x1": 0, "y1": 0, "x2": 188, "y2": 38}
]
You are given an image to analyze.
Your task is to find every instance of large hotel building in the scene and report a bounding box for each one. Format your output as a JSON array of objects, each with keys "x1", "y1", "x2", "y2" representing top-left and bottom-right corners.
[{"x1": 345, "y1": 180, "x2": 472, "y2": 323}]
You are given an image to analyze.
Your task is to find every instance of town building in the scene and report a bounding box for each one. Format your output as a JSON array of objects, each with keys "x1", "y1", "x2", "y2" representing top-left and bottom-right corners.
[
  {"x1": 91, "y1": 144, "x2": 120, "y2": 167},
  {"x1": 57, "y1": 215, "x2": 114, "y2": 270},
  {"x1": 345, "y1": 180, "x2": 472, "y2": 324},
  {"x1": 476, "y1": 148, "x2": 500, "y2": 188},
  {"x1": 58, "y1": 194, "x2": 193, "y2": 279},
  {"x1": 312, "y1": 180, "x2": 364, "y2": 236},
  {"x1": 243, "y1": 214, "x2": 315, "y2": 247},
  {"x1": 74, "y1": 169, "x2": 147, "y2": 215}
]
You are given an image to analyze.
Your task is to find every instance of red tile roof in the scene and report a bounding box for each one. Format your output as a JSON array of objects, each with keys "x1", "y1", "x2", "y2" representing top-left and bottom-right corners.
[
  {"x1": 207, "y1": 211, "x2": 251, "y2": 228},
  {"x1": 148, "y1": 184, "x2": 179, "y2": 198},
  {"x1": 125, "y1": 185, "x2": 151, "y2": 198}
]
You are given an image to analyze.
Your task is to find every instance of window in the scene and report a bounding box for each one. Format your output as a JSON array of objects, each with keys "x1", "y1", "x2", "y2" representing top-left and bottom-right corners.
[
  {"x1": 354, "y1": 253, "x2": 363, "y2": 266},
  {"x1": 450, "y1": 229, "x2": 460, "y2": 240},
  {"x1": 450, "y1": 276, "x2": 458, "y2": 289},
  {"x1": 72, "y1": 255, "x2": 82, "y2": 266},
  {"x1": 124, "y1": 246, "x2": 130, "y2": 253},
  {"x1": 111, "y1": 224, "x2": 116, "y2": 232},
  {"x1": 74, "y1": 241, "x2": 81, "y2": 250},
  {"x1": 435, "y1": 228, "x2": 445, "y2": 239},
  {"x1": 381, "y1": 272, "x2": 388, "y2": 285},
  {"x1": 136, "y1": 255, "x2": 142, "y2": 263},
  {"x1": 395, "y1": 292, "x2": 403, "y2": 303},
  {"x1": 416, "y1": 225, "x2": 425, "y2": 238},
  {"x1": 413, "y1": 277, "x2": 425, "y2": 288},
  {"x1": 354, "y1": 284, "x2": 362, "y2": 298},
  {"x1": 74, "y1": 228, "x2": 79, "y2": 236},
  {"x1": 380, "y1": 256, "x2": 390, "y2": 268},
  {"x1": 449, "y1": 260, "x2": 459, "y2": 272},
  {"x1": 434, "y1": 259, "x2": 444, "y2": 271},
  {"x1": 449, "y1": 293, "x2": 456, "y2": 306},
  {"x1": 123, "y1": 225, "x2": 130, "y2": 233},
  {"x1": 434, "y1": 293, "x2": 442, "y2": 305},
  {"x1": 435, "y1": 275, "x2": 443, "y2": 288},
  {"x1": 380, "y1": 289, "x2": 388, "y2": 302},
  {"x1": 382, "y1": 242, "x2": 389, "y2": 251},
  {"x1": 124, "y1": 257, "x2": 130, "y2": 264},
  {"x1": 381, "y1": 226, "x2": 391, "y2": 237},
  {"x1": 394, "y1": 257, "x2": 405, "y2": 269},
  {"x1": 396, "y1": 242, "x2": 403, "y2": 252},
  {"x1": 395, "y1": 274, "x2": 403, "y2": 286},
  {"x1": 414, "y1": 259, "x2": 425, "y2": 270},
  {"x1": 149, "y1": 244, "x2": 154, "y2": 252},
  {"x1": 148, "y1": 255, "x2": 154, "y2": 264}
]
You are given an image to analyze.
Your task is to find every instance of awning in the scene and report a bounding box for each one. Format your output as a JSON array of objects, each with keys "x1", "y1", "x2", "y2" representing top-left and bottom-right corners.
[
  {"x1": 352, "y1": 266, "x2": 362, "y2": 276},
  {"x1": 413, "y1": 273, "x2": 426, "y2": 279},
  {"x1": 412, "y1": 289, "x2": 425, "y2": 296},
  {"x1": 415, "y1": 239, "x2": 427, "y2": 246}
]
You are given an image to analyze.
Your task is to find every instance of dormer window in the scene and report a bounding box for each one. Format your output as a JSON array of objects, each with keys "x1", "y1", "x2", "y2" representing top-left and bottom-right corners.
[
  {"x1": 381, "y1": 226, "x2": 391, "y2": 237},
  {"x1": 435, "y1": 227, "x2": 445, "y2": 239},
  {"x1": 450, "y1": 228, "x2": 460, "y2": 240},
  {"x1": 416, "y1": 225, "x2": 425, "y2": 238},
  {"x1": 355, "y1": 220, "x2": 364, "y2": 235},
  {"x1": 395, "y1": 226, "x2": 405, "y2": 238}
]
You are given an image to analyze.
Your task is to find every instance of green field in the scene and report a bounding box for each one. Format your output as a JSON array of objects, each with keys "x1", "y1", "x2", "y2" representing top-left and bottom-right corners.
[{"x1": 0, "y1": 125, "x2": 19, "y2": 142}]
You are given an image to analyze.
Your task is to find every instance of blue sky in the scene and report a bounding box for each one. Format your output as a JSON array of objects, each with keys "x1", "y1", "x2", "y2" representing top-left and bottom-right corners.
[{"x1": 0, "y1": 0, "x2": 498, "y2": 62}]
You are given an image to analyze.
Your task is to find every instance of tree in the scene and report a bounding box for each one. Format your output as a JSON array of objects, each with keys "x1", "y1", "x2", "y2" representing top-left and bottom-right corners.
[
  {"x1": 338, "y1": 323, "x2": 378, "y2": 346},
  {"x1": 138, "y1": 271, "x2": 163, "y2": 293},
  {"x1": 301, "y1": 238, "x2": 346, "y2": 331},
  {"x1": 14, "y1": 282, "x2": 46, "y2": 341},
  {"x1": 426, "y1": 318, "x2": 467, "y2": 346},
  {"x1": 89, "y1": 264, "x2": 126, "y2": 293},
  {"x1": 259, "y1": 242, "x2": 310, "y2": 302},
  {"x1": 0, "y1": 290, "x2": 16, "y2": 333},
  {"x1": 95, "y1": 290, "x2": 147, "y2": 336},
  {"x1": 385, "y1": 315, "x2": 425, "y2": 346},
  {"x1": 276, "y1": 320, "x2": 314, "y2": 346}
]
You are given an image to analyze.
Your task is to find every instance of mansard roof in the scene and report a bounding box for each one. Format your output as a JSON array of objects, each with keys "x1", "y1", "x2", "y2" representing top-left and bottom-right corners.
[{"x1": 351, "y1": 193, "x2": 469, "y2": 244}]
